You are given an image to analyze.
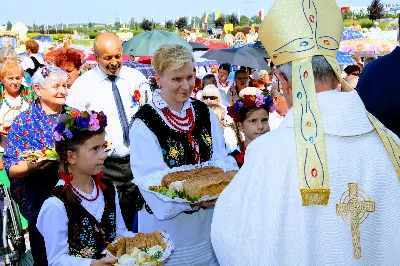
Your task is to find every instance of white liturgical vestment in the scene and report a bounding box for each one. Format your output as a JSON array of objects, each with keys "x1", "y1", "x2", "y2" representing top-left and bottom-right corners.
[{"x1": 211, "y1": 90, "x2": 400, "y2": 266}]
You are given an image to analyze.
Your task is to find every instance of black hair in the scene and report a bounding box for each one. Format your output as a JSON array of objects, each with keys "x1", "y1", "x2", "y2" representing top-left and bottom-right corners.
[
  {"x1": 234, "y1": 70, "x2": 248, "y2": 79},
  {"x1": 218, "y1": 63, "x2": 231, "y2": 74}
]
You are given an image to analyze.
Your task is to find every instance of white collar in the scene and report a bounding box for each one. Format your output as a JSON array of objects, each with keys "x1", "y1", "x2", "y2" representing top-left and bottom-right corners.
[
  {"x1": 280, "y1": 90, "x2": 374, "y2": 137},
  {"x1": 152, "y1": 89, "x2": 192, "y2": 114},
  {"x1": 93, "y1": 65, "x2": 127, "y2": 82}
]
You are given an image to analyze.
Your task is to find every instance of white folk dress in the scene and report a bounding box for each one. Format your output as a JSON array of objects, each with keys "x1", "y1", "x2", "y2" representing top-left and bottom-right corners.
[
  {"x1": 212, "y1": 90, "x2": 400, "y2": 266},
  {"x1": 130, "y1": 90, "x2": 231, "y2": 265}
]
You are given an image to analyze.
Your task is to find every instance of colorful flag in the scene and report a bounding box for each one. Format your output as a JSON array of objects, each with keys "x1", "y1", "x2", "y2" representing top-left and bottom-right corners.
[
  {"x1": 216, "y1": 12, "x2": 221, "y2": 19},
  {"x1": 202, "y1": 13, "x2": 208, "y2": 24},
  {"x1": 258, "y1": 8, "x2": 264, "y2": 21}
]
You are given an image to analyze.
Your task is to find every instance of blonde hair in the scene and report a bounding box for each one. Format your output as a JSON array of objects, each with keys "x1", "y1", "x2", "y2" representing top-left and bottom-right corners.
[
  {"x1": 0, "y1": 61, "x2": 24, "y2": 78},
  {"x1": 209, "y1": 104, "x2": 226, "y2": 128},
  {"x1": 201, "y1": 85, "x2": 222, "y2": 105},
  {"x1": 152, "y1": 44, "x2": 194, "y2": 73}
]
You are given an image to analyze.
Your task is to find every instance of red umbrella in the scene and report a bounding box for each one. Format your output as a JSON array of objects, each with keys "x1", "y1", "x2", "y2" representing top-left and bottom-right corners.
[
  {"x1": 85, "y1": 54, "x2": 132, "y2": 61},
  {"x1": 196, "y1": 39, "x2": 229, "y2": 50},
  {"x1": 137, "y1": 56, "x2": 152, "y2": 64}
]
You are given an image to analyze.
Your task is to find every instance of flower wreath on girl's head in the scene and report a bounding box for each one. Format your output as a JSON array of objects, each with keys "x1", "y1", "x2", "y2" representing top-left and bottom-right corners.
[
  {"x1": 52, "y1": 110, "x2": 109, "y2": 191},
  {"x1": 227, "y1": 91, "x2": 276, "y2": 122}
]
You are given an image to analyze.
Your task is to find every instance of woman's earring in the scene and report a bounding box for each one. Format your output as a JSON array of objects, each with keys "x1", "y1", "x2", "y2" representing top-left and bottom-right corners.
[{"x1": 79, "y1": 71, "x2": 83, "y2": 76}]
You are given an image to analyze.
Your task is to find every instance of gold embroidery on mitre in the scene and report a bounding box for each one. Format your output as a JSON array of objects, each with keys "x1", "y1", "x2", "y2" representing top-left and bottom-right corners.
[
  {"x1": 259, "y1": 0, "x2": 344, "y2": 206},
  {"x1": 336, "y1": 182, "x2": 375, "y2": 260}
]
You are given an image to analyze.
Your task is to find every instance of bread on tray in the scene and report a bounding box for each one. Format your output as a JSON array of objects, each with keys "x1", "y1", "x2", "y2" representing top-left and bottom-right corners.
[
  {"x1": 183, "y1": 170, "x2": 238, "y2": 199},
  {"x1": 161, "y1": 166, "x2": 224, "y2": 188}
]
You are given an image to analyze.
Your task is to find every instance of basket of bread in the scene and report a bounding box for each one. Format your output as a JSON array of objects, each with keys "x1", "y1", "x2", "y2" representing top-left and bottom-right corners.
[
  {"x1": 104, "y1": 230, "x2": 174, "y2": 265},
  {"x1": 133, "y1": 161, "x2": 239, "y2": 203}
]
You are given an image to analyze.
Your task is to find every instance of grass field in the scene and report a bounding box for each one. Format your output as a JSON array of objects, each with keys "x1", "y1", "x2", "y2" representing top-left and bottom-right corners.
[{"x1": 72, "y1": 39, "x2": 94, "y2": 47}]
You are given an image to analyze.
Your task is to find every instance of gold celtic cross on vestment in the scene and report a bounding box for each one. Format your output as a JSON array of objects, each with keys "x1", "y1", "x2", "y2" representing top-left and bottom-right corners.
[{"x1": 336, "y1": 182, "x2": 376, "y2": 260}]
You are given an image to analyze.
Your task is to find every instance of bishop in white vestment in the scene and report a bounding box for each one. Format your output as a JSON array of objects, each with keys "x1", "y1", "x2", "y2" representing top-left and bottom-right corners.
[{"x1": 211, "y1": 0, "x2": 400, "y2": 265}]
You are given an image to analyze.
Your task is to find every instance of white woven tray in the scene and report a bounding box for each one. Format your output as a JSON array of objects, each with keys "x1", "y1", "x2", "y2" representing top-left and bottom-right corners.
[
  {"x1": 104, "y1": 230, "x2": 174, "y2": 265},
  {"x1": 132, "y1": 160, "x2": 239, "y2": 204}
]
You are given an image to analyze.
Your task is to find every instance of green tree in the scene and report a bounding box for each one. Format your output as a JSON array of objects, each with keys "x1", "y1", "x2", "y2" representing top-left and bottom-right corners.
[
  {"x1": 165, "y1": 20, "x2": 174, "y2": 31},
  {"x1": 228, "y1": 14, "x2": 239, "y2": 26},
  {"x1": 367, "y1": 0, "x2": 384, "y2": 21},
  {"x1": 129, "y1": 19, "x2": 136, "y2": 30},
  {"x1": 88, "y1": 22, "x2": 94, "y2": 29},
  {"x1": 239, "y1": 15, "x2": 250, "y2": 26},
  {"x1": 251, "y1": 15, "x2": 261, "y2": 24},
  {"x1": 114, "y1": 21, "x2": 121, "y2": 31},
  {"x1": 6, "y1": 21, "x2": 12, "y2": 30},
  {"x1": 141, "y1": 19, "x2": 153, "y2": 31},
  {"x1": 175, "y1": 17, "x2": 188, "y2": 31},
  {"x1": 214, "y1": 17, "x2": 225, "y2": 28}
]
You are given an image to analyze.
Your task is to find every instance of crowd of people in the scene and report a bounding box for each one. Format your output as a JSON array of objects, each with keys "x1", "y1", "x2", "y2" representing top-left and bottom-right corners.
[{"x1": 0, "y1": 0, "x2": 399, "y2": 265}]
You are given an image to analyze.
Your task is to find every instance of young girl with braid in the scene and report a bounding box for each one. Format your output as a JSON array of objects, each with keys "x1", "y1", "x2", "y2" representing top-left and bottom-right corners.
[{"x1": 37, "y1": 110, "x2": 132, "y2": 266}]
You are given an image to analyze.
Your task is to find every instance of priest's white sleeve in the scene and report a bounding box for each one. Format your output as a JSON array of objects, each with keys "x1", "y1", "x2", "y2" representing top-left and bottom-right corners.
[
  {"x1": 36, "y1": 197, "x2": 93, "y2": 266},
  {"x1": 130, "y1": 119, "x2": 194, "y2": 220}
]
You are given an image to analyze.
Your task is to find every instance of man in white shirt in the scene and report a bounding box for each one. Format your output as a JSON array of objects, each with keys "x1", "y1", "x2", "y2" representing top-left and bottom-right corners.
[
  {"x1": 67, "y1": 33, "x2": 150, "y2": 230},
  {"x1": 269, "y1": 80, "x2": 289, "y2": 130}
]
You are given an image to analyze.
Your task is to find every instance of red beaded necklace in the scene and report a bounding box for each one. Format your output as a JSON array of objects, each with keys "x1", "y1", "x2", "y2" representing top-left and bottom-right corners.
[
  {"x1": 68, "y1": 182, "x2": 100, "y2": 202},
  {"x1": 161, "y1": 106, "x2": 200, "y2": 164}
]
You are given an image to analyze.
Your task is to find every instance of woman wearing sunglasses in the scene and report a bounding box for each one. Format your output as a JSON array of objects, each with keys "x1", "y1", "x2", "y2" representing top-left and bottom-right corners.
[{"x1": 200, "y1": 84, "x2": 223, "y2": 107}]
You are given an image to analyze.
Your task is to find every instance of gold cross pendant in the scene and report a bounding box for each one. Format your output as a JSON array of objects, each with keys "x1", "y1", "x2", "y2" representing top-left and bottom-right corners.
[{"x1": 336, "y1": 182, "x2": 375, "y2": 260}]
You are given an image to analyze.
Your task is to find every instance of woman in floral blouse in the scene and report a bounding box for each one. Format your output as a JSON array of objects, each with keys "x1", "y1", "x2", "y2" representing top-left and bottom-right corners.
[{"x1": 3, "y1": 66, "x2": 69, "y2": 266}]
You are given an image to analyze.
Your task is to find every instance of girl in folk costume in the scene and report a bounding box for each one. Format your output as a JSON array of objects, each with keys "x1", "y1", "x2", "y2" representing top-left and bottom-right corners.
[
  {"x1": 37, "y1": 110, "x2": 132, "y2": 266},
  {"x1": 227, "y1": 91, "x2": 275, "y2": 168},
  {"x1": 130, "y1": 44, "x2": 231, "y2": 265}
]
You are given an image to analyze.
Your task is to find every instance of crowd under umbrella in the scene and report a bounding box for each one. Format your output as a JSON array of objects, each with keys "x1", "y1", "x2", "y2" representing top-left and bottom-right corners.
[
  {"x1": 201, "y1": 46, "x2": 271, "y2": 70},
  {"x1": 188, "y1": 42, "x2": 209, "y2": 51},
  {"x1": 32, "y1": 35, "x2": 51, "y2": 42},
  {"x1": 123, "y1": 30, "x2": 191, "y2": 56}
]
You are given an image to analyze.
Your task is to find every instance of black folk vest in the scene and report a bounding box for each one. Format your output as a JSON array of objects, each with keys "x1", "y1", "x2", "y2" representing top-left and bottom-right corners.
[{"x1": 52, "y1": 178, "x2": 117, "y2": 259}]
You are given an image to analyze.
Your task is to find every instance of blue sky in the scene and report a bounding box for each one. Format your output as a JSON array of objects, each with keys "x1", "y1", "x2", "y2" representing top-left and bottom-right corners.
[{"x1": 2, "y1": 0, "x2": 399, "y2": 25}]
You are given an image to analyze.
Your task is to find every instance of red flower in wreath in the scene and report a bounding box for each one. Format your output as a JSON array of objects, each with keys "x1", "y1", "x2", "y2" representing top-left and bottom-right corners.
[
  {"x1": 70, "y1": 110, "x2": 81, "y2": 117},
  {"x1": 243, "y1": 95, "x2": 256, "y2": 108},
  {"x1": 134, "y1": 90, "x2": 141, "y2": 101}
]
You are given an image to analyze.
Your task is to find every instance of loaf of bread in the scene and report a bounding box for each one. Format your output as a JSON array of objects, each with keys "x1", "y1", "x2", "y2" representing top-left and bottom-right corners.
[
  {"x1": 183, "y1": 170, "x2": 238, "y2": 199},
  {"x1": 161, "y1": 166, "x2": 224, "y2": 188}
]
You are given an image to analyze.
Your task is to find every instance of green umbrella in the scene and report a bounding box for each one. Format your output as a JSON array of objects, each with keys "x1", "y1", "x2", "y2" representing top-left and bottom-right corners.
[{"x1": 122, "y1": 30, "x2": 192, "y2": 56}]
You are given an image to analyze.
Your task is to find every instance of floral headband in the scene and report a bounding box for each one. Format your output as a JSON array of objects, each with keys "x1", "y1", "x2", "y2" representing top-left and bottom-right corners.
[
  {"x1": 41, "y1": 67, "x2": 52, "y2": 79},
  {"x1": 53, "y1": 109, "x2": 108, "y2": 141},
  {"x1": 227, "y1": 92, "x2": 275, "y2": 122}
]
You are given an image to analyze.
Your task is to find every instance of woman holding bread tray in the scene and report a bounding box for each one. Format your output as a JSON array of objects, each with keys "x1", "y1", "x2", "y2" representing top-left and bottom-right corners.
[{"x1": 130, "y1": 44, "x2": 235, "y2": 265}]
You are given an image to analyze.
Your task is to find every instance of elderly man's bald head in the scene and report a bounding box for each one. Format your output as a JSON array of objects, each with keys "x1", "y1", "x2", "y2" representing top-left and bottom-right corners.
[
  {"x1": 93, "y1": 33, "x2": 123, "y2": 75},
  {"x1": 93, "y1": 33, "x2": 121, "y2": 56}
]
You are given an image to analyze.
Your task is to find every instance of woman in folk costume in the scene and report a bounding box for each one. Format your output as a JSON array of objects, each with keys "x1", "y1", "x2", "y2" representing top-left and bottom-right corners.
[
  {"x1": 130, "y1": 44, "x2": 230, "y2": 265},
  {"x1": 211, "y1": 0, "x2": 400, "y2": 265},
  {"x1": 37, "y1": 110, "x2": 131, "y2": 266}
]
